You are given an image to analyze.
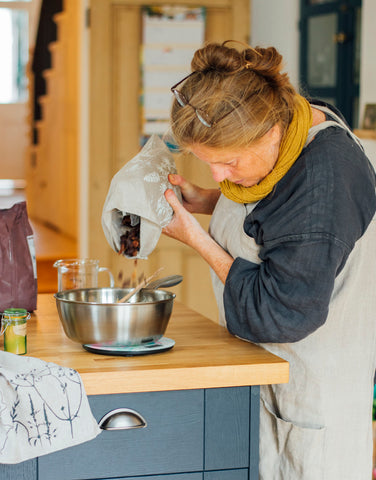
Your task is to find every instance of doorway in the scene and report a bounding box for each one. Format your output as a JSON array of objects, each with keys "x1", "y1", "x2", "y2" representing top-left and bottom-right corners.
[{"x1": 299, "y1": 0, "x2": 362, "y2": 128}]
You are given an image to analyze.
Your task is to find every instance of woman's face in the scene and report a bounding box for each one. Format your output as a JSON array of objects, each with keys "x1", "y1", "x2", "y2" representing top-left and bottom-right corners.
[{"x1": 189, "y1": 124, "x2": 282, "y2": 187}]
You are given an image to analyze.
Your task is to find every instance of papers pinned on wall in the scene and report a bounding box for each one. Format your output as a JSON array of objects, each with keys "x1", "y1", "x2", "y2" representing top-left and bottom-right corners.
[{"x1": 141, "y1": 6, "x2": 206, "y2": 141}]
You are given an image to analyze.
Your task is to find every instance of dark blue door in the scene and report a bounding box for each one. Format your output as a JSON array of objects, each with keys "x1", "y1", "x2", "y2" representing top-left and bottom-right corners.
[{"x1": 299, "y1": 0, "x2": 362, "y2": 127}]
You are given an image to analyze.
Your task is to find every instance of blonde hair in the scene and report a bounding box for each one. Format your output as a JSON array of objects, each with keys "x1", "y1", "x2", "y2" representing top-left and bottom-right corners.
[{"x1": 170, "y1": 41, "x2": 298, "y2": 151}]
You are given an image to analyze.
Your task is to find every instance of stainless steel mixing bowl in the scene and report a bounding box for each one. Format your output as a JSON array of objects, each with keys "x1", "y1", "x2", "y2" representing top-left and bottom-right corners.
[{"x1": 54, "y1": 288, "x2": 175, "y2": 346}]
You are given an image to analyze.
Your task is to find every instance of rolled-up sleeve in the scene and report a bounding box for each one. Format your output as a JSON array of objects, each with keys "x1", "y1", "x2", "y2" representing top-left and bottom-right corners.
[{"x1": 224, "y1": 235, "x2": 349, "y2": 343}]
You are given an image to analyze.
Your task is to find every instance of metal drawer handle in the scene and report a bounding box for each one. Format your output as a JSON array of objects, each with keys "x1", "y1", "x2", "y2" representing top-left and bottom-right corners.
[{"x1": 98, "y1": 408, "x2": 147, "y2": 430}]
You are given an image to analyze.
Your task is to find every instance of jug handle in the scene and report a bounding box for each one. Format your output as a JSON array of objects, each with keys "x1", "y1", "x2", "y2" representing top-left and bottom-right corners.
[{"x1": 99, "y1": 267, "x2": 115, "y2": 287}]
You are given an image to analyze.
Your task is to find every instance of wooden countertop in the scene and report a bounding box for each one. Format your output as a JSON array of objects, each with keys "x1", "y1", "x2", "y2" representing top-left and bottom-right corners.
[{"x1": 0, "y1": 294, "x2": 289, "y2": 395}]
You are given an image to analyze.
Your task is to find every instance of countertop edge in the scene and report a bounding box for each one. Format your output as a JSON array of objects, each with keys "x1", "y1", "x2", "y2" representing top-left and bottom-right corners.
[{"x1": 81, "y1": 362, "x2": 290, "y2": 395}]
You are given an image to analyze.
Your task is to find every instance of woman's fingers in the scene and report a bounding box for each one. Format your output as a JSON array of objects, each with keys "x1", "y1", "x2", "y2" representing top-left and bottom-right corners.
[
  {"x1": 163, "y1": 188, "x2": 199, "y2": 244},
  {"x1": 164, "y1": 188, "x2": 181, "y2": 211},
  {"x1": 167, "y1": 173, "x2": 220, "y2": 214},
  {"x1": 168, "y1": 173, "x2": 183, "y2": 186},
  {"x1": 168, "y1": 174, "x2": 195, "y2": 198}
]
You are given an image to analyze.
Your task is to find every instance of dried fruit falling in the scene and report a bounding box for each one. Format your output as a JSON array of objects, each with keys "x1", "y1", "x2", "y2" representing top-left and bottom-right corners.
[{"x1": 119, "y1": 215, "x2": 140, "y2": 257}]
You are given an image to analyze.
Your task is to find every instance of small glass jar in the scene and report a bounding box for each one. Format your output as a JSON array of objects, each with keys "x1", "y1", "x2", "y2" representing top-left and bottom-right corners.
[{"x1": 2, "y1": 308, "x2": 29, "y2": 355}]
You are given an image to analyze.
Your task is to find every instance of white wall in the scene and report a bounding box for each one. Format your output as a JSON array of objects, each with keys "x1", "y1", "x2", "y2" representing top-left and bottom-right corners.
[{"x1": 251, "y1": 0, "x2": 300, "y2": 89}]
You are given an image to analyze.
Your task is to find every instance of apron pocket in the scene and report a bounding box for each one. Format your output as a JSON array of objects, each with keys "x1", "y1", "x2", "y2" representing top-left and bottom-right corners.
[{"x1": 259, "y1": 397, "x2": 326, "y2": 480}]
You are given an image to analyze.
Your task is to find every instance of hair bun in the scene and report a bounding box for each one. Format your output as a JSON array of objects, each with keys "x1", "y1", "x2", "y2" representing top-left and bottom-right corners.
[
  {"x1": 191, "y1": 42, "x2": 286, "y2": 88},
  {"x1": 244, "y1": 46, "x2": 285, "y2": 85},
  {"x1": 191, "y1": 42, "x2": 244, "y2": 74}
]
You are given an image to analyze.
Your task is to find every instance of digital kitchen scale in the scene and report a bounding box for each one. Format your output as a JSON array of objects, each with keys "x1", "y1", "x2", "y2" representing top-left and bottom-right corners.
[{"x1": 83, "y1": 337, "x2": 175, "y2": 356}]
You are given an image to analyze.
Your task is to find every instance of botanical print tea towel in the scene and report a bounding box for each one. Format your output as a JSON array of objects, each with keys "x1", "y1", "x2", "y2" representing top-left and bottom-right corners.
[{"x1": 0, "y1": 351, "x2": 101, "y2": 464}]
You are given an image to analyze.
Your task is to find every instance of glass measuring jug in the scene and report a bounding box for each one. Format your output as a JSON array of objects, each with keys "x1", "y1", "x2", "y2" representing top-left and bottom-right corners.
[{"x1": 53, "y1": 259, "x2": 115, "y2": 291}]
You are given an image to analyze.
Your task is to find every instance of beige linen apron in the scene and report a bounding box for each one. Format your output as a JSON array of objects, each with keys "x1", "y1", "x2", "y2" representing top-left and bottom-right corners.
[{"x1": 209, "y1": 108, "x2": 376, "y2": 479}]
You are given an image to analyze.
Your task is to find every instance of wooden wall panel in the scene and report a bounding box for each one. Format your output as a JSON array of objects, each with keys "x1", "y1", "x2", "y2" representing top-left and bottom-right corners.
[
  {"x1": 26, "y1": 3, "x2": 79, "y2": 240},
  {"x1": 205, "y1": 8, "x2": 232, "y2": 41},
  {"x1": 112, "y1": 5, "x2": 142, "y2": 173},
  {"x1": 89, "y1": 0, "x2": 113, "y2": 264}
]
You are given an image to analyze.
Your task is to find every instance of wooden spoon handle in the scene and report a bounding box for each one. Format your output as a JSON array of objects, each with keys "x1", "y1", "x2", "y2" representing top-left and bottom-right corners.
[{"x1": 117, "y1": 267, "x2": 164, "y2": 303}]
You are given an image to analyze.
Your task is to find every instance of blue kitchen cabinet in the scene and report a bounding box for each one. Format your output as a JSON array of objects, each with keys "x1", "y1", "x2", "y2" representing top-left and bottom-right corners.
[
  {"x1": 0, "y1": 461, "x2": 37, "y2": 480},
  {"x1": 113, "y1": 471, "x2": 249, "y2": 480},
  {"x1": 0, "y1": 386, "x2": 260, "y2": 480},
  {"x1": 204, "y1": 470, "x2": 249, "y2": 480},
  {"x1": 106, "y1": 475, "x2": 202, "y2": 480}
]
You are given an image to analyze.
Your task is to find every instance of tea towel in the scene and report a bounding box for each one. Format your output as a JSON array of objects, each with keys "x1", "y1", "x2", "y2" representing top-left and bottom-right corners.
[{"x1": 0, "y1": 351, "x2": 101, "y2": 464}]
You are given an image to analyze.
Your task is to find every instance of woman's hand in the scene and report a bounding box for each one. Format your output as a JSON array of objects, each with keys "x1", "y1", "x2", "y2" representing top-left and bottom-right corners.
[
  {"x1": 168, "y1": 174, "x2": 220, "y2": 215},
  {"x1": 163, "y1": 187, "x2": 206, "y2": 248},
  {"x1": 163, "y1": 184, "x2": 234, "y2": 284}
]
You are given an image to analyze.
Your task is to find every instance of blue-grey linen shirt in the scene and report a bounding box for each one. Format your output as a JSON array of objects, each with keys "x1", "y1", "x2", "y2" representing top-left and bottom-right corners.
[{"x1": 224, "y1": 104, "x2": 376, "y2": 343}]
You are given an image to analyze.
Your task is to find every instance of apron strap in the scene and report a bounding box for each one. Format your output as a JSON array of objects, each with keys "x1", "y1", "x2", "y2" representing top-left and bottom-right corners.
[{"x1": 305, "y1": 104, "x2": 364, "y2": 150}]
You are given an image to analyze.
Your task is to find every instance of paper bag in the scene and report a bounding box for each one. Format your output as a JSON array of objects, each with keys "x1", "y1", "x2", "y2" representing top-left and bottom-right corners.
[
  {"x1": 0, "y1": 202, "x2": 37, "y2": 312},
  {"x1": 102, "y1": 134, "x2": 182, "y2": 259}
]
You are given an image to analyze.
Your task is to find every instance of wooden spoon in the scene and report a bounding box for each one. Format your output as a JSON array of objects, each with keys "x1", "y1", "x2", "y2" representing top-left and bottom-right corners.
[{"x1": 117, "y1": 267, "x2": 164, "y2": 303}]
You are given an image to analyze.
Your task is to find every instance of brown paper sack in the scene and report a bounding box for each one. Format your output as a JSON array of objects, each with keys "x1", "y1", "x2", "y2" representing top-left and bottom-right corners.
[{"x1": 0, "y1": 202, "x2": 37, "y2": 312}]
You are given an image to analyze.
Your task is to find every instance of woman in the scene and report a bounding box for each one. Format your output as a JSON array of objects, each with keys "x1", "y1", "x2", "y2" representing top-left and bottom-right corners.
[{"x1": 163, "y1": 41, "x2": 376, "y2": 479}]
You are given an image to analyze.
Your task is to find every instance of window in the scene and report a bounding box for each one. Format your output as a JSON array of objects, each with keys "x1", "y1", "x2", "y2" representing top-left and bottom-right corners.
[{"x1": 0, "y1": 2, "x2": 31, "y2": 103}]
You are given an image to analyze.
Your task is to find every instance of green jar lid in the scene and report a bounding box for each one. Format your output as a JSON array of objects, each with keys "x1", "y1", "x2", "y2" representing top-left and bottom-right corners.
[{"x1": 3, "y1": 308, "x2": 28, "y2": 318}]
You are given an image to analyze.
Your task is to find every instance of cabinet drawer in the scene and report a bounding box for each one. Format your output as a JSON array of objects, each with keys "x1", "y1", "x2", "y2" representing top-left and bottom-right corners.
[
  {"x1": 0, "y1": 459, "x2": 36, "y2": 480},
  {"x1": 38, "y1": 390, "x2": 204, "y2": 480},
  {"x1": 115, "y1": 474, "x2": 202, "y2": 480},
  {"x1": 204, "y1": 469, "x2": 249, "y2": 480},
  {"x1": 37, "y1": 387, "x2": 255, "y2": 480}
]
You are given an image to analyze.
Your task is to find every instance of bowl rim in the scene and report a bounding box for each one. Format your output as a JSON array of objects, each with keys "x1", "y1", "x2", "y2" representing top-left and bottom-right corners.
[{"x1": 54, "y1": 287, "x2": 176, "y2": 306}]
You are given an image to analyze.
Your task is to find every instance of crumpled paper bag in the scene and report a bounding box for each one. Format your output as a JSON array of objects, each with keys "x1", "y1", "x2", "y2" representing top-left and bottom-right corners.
[{"x1": 102, "y1": 134, "x2": 182, "y2": 259}]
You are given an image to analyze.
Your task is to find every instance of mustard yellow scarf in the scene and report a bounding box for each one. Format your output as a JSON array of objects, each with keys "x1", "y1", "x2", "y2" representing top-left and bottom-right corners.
[{"x1": 220, "y1": 95, "x2": 312, "y2": 203}]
